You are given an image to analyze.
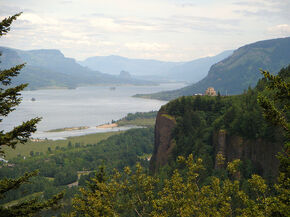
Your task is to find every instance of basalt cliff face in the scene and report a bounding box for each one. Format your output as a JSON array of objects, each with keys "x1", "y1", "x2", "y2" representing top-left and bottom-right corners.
[
  {"x1": 149, "y1": 111, "x2": 176, "y2": 173},
  {"x1": 150, "y1": 111, "x2": 282, "y2": 177},
  {"x1": 214, "y1": 130, "x2": 282, "y2": 176}
]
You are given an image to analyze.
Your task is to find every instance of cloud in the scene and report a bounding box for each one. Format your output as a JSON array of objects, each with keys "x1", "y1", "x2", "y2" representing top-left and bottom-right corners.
[
  {"x1": 151, "y1": 15, "x2": 241, "y2": 34},
  {"x1": 234, "y1": 0, "x2": 274, "y2": 7},
  {"x1": 86, "y1": 11, "x2": 240, "y2": 34},
  {"x1": 233, "y1": 0, "x2": 290, "y2": 20},
  {"x1": 167, "y1": 0, "x2": 196, "y2": 7},
  {"x1": 0, "y1": 5, "x2": 35, "y2": 17},
  {"x1": 1, "y1": 0, "x2": 289, "y2": 61},
  {"x1": 85, "y1": 14, "x2": 158, "y2": 33},
  {"x1": 267, "y1": 24, "x2": 290, "y2": 37},
  {"x1": 178, "y1": 3, "x2": 196, "y2": 8},
  {"x1": 60, "y1": 0, "x2": 73, "y2": 4}
]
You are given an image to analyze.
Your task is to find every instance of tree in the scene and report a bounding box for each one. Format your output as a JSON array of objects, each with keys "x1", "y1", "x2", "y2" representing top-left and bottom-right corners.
[
  {"x1": 29, "y1": 151, "x2": 34, "y2": 157},
  {"x1": 69, "y1": 67, "x2": 289, "y2": 216},
  {"x1": 0, "y1": 13, "x2": 63, "y2": 216}
]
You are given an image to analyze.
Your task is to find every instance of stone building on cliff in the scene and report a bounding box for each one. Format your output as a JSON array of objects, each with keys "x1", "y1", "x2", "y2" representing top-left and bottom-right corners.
[{"x1": 205, "y1": 87, "x2": 217, "y2": 96}]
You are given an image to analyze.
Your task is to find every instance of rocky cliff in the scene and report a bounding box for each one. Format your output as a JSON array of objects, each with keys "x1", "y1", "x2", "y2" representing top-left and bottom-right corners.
[
  {"x1": 214, "y1": 130, "x2": 282, "y2": 176},
  {"x1": 149, "y1": 111, "x2": 176, "y2": 173},
  {"x1": 151, "y1": 111, "x2": 282, "y2": 177}
]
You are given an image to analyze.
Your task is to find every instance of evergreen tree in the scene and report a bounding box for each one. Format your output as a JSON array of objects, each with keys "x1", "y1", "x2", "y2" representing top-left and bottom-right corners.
[
  {"x1": 0, "y1": 13, "x2": 63, "y2": 216},
  {"x1": 69, "y1": 67, "x2": 289, "y2": 216}
]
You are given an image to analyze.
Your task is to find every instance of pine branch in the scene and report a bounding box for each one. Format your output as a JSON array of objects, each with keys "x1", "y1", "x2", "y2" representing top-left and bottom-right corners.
[
  {"x1": 0, "y1": 13, "x2": 22, "y2": 37},
  {"x1": 0, "y1": 13, "x2": 64, "y2": 216},
  {"x1": 258, "y1": 95, "x2": 289, "y2": 132},
  {"x1": 0, "y1": 117, "x2": 41, "y2": 154},
  {"x1": 0, "y1": 84, "x2": 28, "y2": 117},
  {"x1": 0, "y1": 171, "x2": 38, "y2": 197},
  {"x1": 0, "y1": 64, "x2": 26, "y2": 86},
  {"x1": 0, "y1": 192, "x2": 64, "y2": 217},
  {"x1": 260, "y1": 69, "x2": 290, "y2": 102}
]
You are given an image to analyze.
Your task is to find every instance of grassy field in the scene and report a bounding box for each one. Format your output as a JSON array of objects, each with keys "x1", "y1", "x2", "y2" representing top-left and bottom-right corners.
[
  {"x1": 3, "y1": 131, "x2": 122, "y2": 160},
  {"x1": 117, "y1": 118, "x2": 156, "y2": 127}
]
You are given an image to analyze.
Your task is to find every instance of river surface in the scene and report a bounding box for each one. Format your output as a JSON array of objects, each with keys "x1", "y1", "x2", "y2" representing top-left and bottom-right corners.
[{"x1": 1, "y1": 83, "x2": 186, "y2": 140}]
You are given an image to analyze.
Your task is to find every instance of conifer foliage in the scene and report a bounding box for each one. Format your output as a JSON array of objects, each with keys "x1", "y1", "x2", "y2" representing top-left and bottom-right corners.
[
  {"x1": 0, "y1": 13, "x2": 63, "y2": 216},
  {"x1": 69, "y1": 67, "x2": 289, "y2": 217}
]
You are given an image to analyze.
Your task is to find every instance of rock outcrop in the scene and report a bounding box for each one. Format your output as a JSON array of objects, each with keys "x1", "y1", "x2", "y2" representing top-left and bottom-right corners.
[
  {"x1": 214, "y1": 130, "x2": 282, "y2": 176},
  {"x1": 149, "y1": 111, "x2": 176, "y2": 173},
  {"x1": 151, "y1": 113, "x2": 282, "y2": 177}
]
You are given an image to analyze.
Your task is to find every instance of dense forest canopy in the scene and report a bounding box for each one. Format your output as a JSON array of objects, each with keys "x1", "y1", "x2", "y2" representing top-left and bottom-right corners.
[{"x1": 68, "y1": 66, "x2": 289, "y2": 217}]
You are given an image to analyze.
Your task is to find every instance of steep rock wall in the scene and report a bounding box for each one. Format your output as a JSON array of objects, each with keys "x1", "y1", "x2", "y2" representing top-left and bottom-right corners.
[
  {"x1": 214, "y1": 130, "x2": 282, "y2": 176},
  {"x1": 151, "y1": 114, "x2": 282, "y2": 176},
  {"x1": 149, "y1": 111, "x2": 176, "y2": 173}
]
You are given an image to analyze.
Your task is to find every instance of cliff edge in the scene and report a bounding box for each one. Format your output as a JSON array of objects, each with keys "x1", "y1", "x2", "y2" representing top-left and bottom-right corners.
[{"x1": 149, "y1": 111, "x2": 176, "y2": 173}]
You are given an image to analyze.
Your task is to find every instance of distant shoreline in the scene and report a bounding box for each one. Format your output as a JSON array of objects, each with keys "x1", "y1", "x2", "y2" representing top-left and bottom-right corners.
[
  {"x1": 96, "y1": 123, "x2": 118, "y2": 129},
  {"x1": 45, "y1": 123, "x2": 119, "y2": 133},
  {"x1": 24, "y1": 83, "x2": 161, "y2": 91},
  {"x1": 45, "y1": 126, "x2": 90, "y2": 133}
]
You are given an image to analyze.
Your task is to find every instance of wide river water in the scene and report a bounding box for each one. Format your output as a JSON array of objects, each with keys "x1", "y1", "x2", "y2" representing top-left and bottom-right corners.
[{"x1": 1, "y1": 83, "x2": 186, "y2": 140}]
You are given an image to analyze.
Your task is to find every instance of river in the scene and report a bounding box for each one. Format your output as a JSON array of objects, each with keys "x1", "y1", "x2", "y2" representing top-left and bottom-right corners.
[{"x1": 1, "y1": 83, "x2": 186, "y2": 140}]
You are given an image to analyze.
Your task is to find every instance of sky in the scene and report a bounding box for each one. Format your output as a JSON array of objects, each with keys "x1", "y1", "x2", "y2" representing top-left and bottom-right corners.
[{"x1": 0, "y1": 0, "x2": 289, "y2": 61}]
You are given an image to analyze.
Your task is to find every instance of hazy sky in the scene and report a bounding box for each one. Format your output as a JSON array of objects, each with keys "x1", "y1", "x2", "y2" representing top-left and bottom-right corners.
[{"x1": 0, "y1": 0, "x2": 289, "y2": 61}]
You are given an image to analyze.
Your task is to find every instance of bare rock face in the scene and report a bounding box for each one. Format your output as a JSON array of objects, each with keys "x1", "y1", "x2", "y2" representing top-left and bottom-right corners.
[
  {"x1": 150, "y1": 110, "x2": 282, "y2": 177},
  {"x1": 149, "y1": 111, "x2": 176, "y2": 173},
  {"x1": 214, "y1": 130, "x2": 282, "y2": 176}
]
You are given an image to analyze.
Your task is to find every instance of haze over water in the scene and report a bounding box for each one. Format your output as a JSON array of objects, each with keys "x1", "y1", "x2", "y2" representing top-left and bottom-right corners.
[{"x1": 1, "y1": 83, "x2": 186, "y2": 139}]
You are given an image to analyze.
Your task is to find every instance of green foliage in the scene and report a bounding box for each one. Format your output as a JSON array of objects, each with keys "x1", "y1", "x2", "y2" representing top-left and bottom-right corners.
[
  {"x1": 3, "y1": 131, "x2": 120, "y2": 160},
  {"x1": 258, "y1": 66, "x2": 290, "y2": 132},
  {"x1": 0, "y1": 127, "x2": 154, "y2": 212},
  {"x1": 116, "y1": 111, "x2": 157, "y2": 127},
  {"x1": 0, "y1": 13, "x2": 63, "y2": 216},
  {"x1": 140, "y1": 37, "x2": 290, "y2": 100},
  {"x1": 70, "y1": 154, "x2": 289, "y2": 217},
  {"x1": 0, "y1": 13, "x2": 22, "y2": 37},
  {"x1": 68, "y1": 66, "x2": 289, "y2": 216},
  {"x1": 157, "y1": 68, "x2": 289, "y2": 180},
  {"x1": 119, "y1": 111, "x2": 157, "y2": 121}
]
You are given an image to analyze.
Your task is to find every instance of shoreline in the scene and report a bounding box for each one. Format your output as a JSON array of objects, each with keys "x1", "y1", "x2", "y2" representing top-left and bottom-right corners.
[
  {"x1": 45, "y1": 123, "x2": 119, "y2": 133},
  {"x1": 45, "y1": 126, "x2": 90, "y2": 133},
  {"x1": 96, "y1": 123, "x2": 118, "y2": 129}
]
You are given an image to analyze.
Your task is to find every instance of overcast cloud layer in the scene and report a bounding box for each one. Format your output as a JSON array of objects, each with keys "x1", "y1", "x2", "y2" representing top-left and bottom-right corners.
[{"x1": 0, "y1": 0, "x2": 289, "y2": 61}]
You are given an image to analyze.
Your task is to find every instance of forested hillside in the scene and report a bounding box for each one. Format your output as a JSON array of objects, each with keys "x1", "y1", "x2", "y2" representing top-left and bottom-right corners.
[
  {"x1": 0, "y1": 128, "x2": 154, "y2": 215},
  {"x1": 137, "y1": 37, "x2": 290, "y2": 100},
  {"x1": 0, "y1": 47, "x2": 155, "y2": 90},
  {"x1": 151, "y1": 66, "x2": 289, "y2": 178},
  {"x1": 66, "y1": 65, "x2": 289, "y2": 216}
]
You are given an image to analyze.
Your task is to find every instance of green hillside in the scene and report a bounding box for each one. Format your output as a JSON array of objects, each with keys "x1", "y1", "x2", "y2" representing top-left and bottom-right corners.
[
  {"x1": 137, "y1": 37, "x2": 290, "y2": 100},
  {"x1": 0, "y1": 47, "x2": 155, "y2": 90}
]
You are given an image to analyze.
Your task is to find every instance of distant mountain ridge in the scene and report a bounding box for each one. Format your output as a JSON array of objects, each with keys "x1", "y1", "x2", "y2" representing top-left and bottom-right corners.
[
  {"x1": 79, "y1": 55, "x2": 180, "y2": 76},
  {"x1": 167, "y1": 50, "x2": 233, "y2": 83},
  {"x1": 137, "y1": 37, "x2": 290, "y2": 100},
  {"x1": 0, "y1": 47, "x2": 155, "y2": 90},
  {"x1": 79, "y1": 51, "x2": 233, "y2": 83}
]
